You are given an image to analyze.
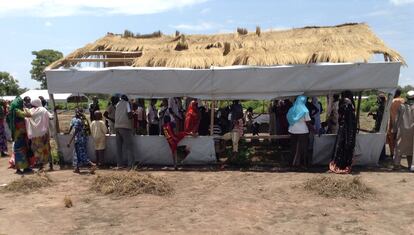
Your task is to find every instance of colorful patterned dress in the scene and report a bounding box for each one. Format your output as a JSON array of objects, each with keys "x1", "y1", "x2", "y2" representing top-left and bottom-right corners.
[
  {"x1": 31, "y1": 133, "x2": 50, "y2": 165},
  {"x1": 71, "y1": 117, "x2": 90, "y2": 167},
  {"x1": 13, "y1": 112, "x2": 33, "y2": 169}
]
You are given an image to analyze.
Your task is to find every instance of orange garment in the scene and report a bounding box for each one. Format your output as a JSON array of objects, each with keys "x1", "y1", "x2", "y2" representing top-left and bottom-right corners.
[
  {"x1": 387, "y1": 97, "x2": 405, "y2": 154},
  {"x1": 163, "y1": 123, "x2": 185, "y2": 154},
  {"x1": 184, "y1": 100, "x2": 200, "y2": 135}
]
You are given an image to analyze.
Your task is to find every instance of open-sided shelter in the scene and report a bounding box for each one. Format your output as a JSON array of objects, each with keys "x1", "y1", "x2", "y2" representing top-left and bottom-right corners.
[{"x1": 45, "y1": 23, "x2": 405, "y2": 166}]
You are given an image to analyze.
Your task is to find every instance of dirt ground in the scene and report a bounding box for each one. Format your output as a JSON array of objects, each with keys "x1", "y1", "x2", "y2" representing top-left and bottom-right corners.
[{"x1": 0, "y1": 157, "x2": 413, "y2": 235}]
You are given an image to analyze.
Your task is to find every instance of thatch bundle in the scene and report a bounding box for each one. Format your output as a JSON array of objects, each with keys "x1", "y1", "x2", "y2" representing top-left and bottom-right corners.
[
  {"x1": 91, "y1": 172, "x2": 174, "y2": 197},
  {"x1": 2, "y1": 173, "x2": 52, "y2": 193},
  {"x1": 48, "y1": 23, "x2": 405, "y2": 69},
  {"x1": 303, "y1": 176, "x2": 374, "y2": 199}
]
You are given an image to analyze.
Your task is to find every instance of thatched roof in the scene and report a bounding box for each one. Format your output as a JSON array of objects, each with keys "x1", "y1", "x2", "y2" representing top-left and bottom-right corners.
[{"x1": 48, "y1": 23, "x2": 405, "y2": 69}]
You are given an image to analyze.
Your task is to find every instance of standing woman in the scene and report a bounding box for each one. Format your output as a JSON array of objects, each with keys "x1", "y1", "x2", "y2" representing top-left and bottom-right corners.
[
  {"x1": 287, "y1": 96, "x2": 312, "y2": 167},
  {"x1": 67, "y1": 109, "x2": 95, "y2": 174},
  {"x1": 184, "y1": 100, "x2": 200, "y2": 136},
  {"x1": 25, "y1": 98, "x2": 53, "y2": 170},
  {"x1": 7, "y1": 97, "x2": 33, "y2": 174},
  {"x1": 0, "y1": 99, "x2": 8, "y2": 157},
  {"x1": 329, "y1": 91, "x2": 357, "y2": 174}
]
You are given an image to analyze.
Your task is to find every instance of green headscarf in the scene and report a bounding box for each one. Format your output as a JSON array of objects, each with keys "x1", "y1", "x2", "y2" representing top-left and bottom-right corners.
[{"x1": 7, "y1": 96, "x2": 23, "y2": 141}]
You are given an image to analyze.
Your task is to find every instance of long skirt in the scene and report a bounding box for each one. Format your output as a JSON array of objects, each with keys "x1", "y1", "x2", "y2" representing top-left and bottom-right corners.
[
  {"x1": 10, "y1": 120, "x2": 35, "y2": 170},
  {"x1": 290, "y1": 133, "x2": 309, "y2": 167},
  {"x1": 73, "y1": 136, "x2": 90, "y2": 167},
  {"x1": 31, "y1": 134, "x2": 50, "y2": 166},
  {"x1": 329, "y1": 125, "x2": 355, "y2": 174},
  {"x1": 0, "y1": 121, "x2": 7, "y2": 152}
]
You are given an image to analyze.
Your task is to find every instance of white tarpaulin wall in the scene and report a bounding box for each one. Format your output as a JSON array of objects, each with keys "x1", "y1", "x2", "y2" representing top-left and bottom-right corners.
[
  {"x1": 46, "y1": 62, "x2": 401, "y2": 100},
  {"x1": 56, "y1": 135, "x2": 216, "y2": 165}
]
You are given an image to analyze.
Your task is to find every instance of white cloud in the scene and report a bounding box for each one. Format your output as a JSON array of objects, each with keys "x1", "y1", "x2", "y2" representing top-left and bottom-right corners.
[
  {"x1": 365, "y1": 10, "x2": 391, "y2": 17},
  {"x1": 0, "y1": 0, "x2": 208, "y2": 17},
  {"x1": 44, "y1": 21, "x2": 52, "y2": 27},
  {"x1": 200, "y1": 8, "x2": 210, "y2": 14},
  {"x1": 172, "y1": 22, "x2": 216, "y2": 31},
  {"x1": 390, "y1": 0, "x2": 414, "y2": 5}
]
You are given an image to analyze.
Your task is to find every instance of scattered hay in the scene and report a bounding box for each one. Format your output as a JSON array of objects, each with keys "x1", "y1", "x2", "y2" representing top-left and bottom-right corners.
[
  {"x1": 303, "y1": 176, "x2": 374, "y2": 199},
  {"x1": 91, "y1": 172, "x2": 174, "y2": 197},
  {"x1": 3, "y1": 173, "x2": 52, "y2": 193},
  {"x1": 64, "y1": 196, "x2": 73, "y2": 208}
]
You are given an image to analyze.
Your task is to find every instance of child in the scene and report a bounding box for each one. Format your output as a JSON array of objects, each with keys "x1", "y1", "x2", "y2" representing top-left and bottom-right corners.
[
  {"x1": 90, "y1": 111, "x2": 108, "y2": 167},
  {"x1": 67, "y1": 109, "x2": 95, "y2": 174},
  {"x1": 318, "y1": 121, "x2": 328, "y2": 137}
]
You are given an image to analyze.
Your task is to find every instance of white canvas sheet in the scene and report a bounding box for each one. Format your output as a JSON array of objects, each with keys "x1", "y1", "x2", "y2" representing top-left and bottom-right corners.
[
  {"x1": 57, "y1": 134, "x2": 216, "y2": 165},
  {"x1": 46, "y1": 62, "x2": 401, "y2": 100},
  {"x1": 312, "y1": 133, "x2": 385, "y2": 166}
]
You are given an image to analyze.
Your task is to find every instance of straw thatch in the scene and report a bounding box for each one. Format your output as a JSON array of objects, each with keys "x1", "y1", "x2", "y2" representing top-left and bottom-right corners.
[
  {"x1": 302, "y1": 176, "x2": 375, "y2": 199},
  {"x1": 48, "y1": 23, "x2": 405, "y2": 69}
]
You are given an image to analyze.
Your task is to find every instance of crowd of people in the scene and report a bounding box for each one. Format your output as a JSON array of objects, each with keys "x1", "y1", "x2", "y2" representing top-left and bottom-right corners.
[
  {"x1": 0, "y1": 96, "x2": 54, "y2": 174},
  {"x1": 2, "y1": 89, "x2": 413, "y2": 175}
]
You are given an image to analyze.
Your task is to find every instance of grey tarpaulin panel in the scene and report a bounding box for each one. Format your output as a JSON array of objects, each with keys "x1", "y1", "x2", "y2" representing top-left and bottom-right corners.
[
  {"x1": 46, "y1": 62, "x2": 401, "y2": 100},
  {"x1": 57, "y1": 135, "x2": 216, "y2": 165},
  {"x1": 312, "y1": 133, "x2": 385, "y2": 166}
]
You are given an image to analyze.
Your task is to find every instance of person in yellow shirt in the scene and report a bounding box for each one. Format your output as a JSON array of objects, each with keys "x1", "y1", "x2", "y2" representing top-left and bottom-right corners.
[{"x1": 90, "y1": 111, "x2": 108, "y2": 167}]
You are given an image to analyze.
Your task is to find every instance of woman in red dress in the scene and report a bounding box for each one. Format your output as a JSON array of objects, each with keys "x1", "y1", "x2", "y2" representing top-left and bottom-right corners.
[
  {"x1": 163, "y1": 115, "x2": 186, "y2": 169},
  {"x1": 184, "y1": 100, "x2": 200, "y2": 136}
]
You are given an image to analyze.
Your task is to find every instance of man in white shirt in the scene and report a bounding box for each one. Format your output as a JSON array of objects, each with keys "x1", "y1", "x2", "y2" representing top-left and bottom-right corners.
[{"x1": 115, "y1": 95, "x2": 135, "y2": 169}]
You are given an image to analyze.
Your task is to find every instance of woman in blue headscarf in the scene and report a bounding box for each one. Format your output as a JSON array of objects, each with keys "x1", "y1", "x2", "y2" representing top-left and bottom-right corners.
[{"x1": 287, "y1": 95, "x2": 312, "y2": 167}]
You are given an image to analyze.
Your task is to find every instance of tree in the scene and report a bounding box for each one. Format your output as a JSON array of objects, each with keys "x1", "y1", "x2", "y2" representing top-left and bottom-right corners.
[
  {"x1": 0, "y1": 72, "x2": 24, "y2": 96},
  {"x1": 30, "y1": 49, "x2": 63, "y2": 89}
]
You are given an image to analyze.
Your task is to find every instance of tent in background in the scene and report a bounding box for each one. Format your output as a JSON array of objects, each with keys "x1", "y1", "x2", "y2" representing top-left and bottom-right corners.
[{"x1": 20, "y1": 89, "x2": 88, "y2": 103}]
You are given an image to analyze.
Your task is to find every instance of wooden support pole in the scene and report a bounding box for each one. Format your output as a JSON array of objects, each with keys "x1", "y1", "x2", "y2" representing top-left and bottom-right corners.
[
  {"x1": 85, "y1": 51, "x2": 142, "y2": 56},
  {"x1": 356, "y1": 91, "x2": 362, "y2": 131},
  {"x1": 380, "y1": 93, "x2": 394, "y2": 133},
  {"x1": 65, "y1": 58, "x2": 136, "y2": 63},
  {"x1": 49, "y1": 93, "x2": 63, "y2": 165},
  {"x1": 210, "y1": 100, "x2": 215, "y2": 136},
  {"x1": 49, "y1": 93, "x2": 60, "y2": 133}
]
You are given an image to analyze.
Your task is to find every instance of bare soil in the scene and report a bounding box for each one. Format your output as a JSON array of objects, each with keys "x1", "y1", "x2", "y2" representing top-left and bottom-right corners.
[{"x1": 0, "y1": 157, "x2": 413, "y2": 235}]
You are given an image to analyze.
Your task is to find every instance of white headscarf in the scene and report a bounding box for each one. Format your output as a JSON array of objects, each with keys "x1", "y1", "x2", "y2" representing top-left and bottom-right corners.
[
  {"x1": 31, "y1": 98, "x2": 42, "y2": 108},
  {"x1": 25, "y1": 99, "x2": 53, "y2": 139}
]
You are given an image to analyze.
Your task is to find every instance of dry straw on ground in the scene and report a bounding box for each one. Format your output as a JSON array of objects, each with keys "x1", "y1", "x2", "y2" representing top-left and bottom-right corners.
[
  {"x1": 2, "y1": 173, "x2": 52, "y2": 193},
  {"x1": 91, "y1": 172, "x2": 174, "y2": 197},
  {"x1": 303, "y1": 176, "x2": 374, "y2": 199}
]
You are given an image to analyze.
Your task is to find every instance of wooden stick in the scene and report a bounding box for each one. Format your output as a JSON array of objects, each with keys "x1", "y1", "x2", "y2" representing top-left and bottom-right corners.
[
  {"x1": 48, "y1": 93, "x2": 63, "y2": 165},
  {"x1": 210, "y1": 100, "x2": 215, "y2": 136},
  {"x1": 64, "y1": 58, "x2": 136, "y2": 63},
  {"x1": 85, "y1": 51, "x2": 142, "y2": 56},
  {"x1": 356, "y1": 91, "x2": 362, "y2": 131}
]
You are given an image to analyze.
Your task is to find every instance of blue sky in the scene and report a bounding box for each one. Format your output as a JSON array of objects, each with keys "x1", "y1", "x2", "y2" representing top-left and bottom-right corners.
[{"x1": 0, "y1": 0, "x2": 413, "y2": 89}]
